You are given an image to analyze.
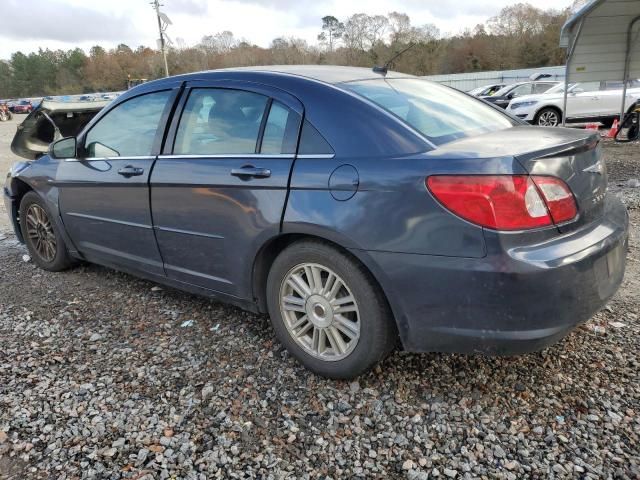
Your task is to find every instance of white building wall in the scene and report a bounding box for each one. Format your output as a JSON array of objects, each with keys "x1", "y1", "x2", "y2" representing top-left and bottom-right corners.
[{"x1": 424, "y1": 65, "x2": 566, "y2": 91}]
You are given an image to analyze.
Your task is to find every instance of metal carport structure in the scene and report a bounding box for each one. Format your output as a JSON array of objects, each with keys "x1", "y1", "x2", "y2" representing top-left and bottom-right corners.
[{"x1": 560, "y1": 0, "x2": 640, "y2": 126}]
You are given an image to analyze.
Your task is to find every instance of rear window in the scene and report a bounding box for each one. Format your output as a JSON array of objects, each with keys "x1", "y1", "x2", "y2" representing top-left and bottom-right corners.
[{"x1": 342, "y1": 79, "x2": 515, "y2": 146}]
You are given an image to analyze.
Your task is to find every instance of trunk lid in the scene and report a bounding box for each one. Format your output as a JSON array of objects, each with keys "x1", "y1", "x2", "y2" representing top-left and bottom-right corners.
[
  {"x1": 512, "y1": 127, "x2": 606, "y2": 232},
  {"x1": 11, "y1": 99, "x2": 109, "y2": 160},
  {"x1": 428, "y1": 126, "x2": 607, "y2": 232}
]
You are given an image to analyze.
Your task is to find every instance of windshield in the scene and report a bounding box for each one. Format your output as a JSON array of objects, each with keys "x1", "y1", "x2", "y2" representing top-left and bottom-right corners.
[
  {"x1": 492, "y1": 84, "x2": 520, "y2": 96},
  {"x1": 342, "y1": 78, "x2": 515, "y2": 146}
]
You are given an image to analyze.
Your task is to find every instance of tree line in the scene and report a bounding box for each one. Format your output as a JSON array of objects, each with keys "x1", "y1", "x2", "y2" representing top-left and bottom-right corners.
[{"x1": 0, "y1": 3, "x2": 573, "y2": 98}]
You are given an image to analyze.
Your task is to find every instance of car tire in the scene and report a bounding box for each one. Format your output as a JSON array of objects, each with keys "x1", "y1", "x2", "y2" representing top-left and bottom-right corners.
[
  {"x1": 19, "y1": 191, "x2": 75, "y2": 272},
  {"x1": 266, "y1": 240, "x2": 397, "y2": 379},
  {"x1": 535, "y1": 107, "x2": 562, "y2": 127}
]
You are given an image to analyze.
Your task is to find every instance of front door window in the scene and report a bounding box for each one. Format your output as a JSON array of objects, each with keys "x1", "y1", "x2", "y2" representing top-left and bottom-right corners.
[{"x1": 84, "y1": 90, "x2": 172, "y2": 157}]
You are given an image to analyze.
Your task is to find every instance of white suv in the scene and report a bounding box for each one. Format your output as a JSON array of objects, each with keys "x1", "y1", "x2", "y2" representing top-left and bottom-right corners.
[{"x1": 507, "y1": 81, "x2": 640, "y2": 127}]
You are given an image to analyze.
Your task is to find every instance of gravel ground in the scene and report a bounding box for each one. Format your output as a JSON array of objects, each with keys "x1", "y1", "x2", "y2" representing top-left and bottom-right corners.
[{"x1": 0, "y1": 116, "x2": 639, "y2": 479}]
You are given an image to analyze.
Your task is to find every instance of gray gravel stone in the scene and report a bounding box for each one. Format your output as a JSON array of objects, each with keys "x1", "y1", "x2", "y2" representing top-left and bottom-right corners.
[{"x1": 0, "y1": 137, "x2": 638, "y2": 478}]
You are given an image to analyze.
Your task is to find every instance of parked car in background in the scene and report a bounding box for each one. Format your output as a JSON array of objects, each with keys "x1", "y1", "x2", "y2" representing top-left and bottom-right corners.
[
  {"x1": 0, "y1": 102, "x2": 12, "y2": 121},
  {"x1": 508, "y1": 81, "x2": 640, "y2": 127},
  {"x1": 11, "y1": 100, "x2": 33, "y2": 114},
  {"x1": 481, "y1": 81, "x2": 559, "y2": 109},
  {"x1": 468, "y1": 83, "x2": 506, "y2": 97},
  {"x1": 4, "y1": 66, "x2": 628, "y2": 378}
]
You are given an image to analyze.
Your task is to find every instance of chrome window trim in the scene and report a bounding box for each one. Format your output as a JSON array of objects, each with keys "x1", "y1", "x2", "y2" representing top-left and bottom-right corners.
[
  {"x1": 63, "y1": 153, "x2": 336, "y2": 161},
  {"x1": 296, "y1": 154, "x2": 335, "y2": 159},
  {"x1": 159, "y1": 154, "x2": 295, "y2": 160},
  {"x1": 64, "y1": 156, "x2": 153, "y2": 162},
  {"x1": 157, "y1": 153, "x2": 336, "y2": 160}
]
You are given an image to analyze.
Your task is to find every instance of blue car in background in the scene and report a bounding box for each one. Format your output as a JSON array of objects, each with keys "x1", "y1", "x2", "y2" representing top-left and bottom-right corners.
[{"x1": 4, "y1": 66, "x2": 628, "y2": 378}]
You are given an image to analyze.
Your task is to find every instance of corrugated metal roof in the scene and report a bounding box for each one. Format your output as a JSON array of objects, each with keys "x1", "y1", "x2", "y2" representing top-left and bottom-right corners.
[{"x1": 560, "y1": 0, "x2": 640, "y2": 82}]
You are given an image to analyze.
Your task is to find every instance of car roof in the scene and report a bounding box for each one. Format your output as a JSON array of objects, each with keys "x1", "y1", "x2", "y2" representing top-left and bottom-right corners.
[
  {"x1": 218, "y1": 65, "x2": 415, "y2": 83},
  {"x1": 509, "y1": 80, "x2": 558, "y2": 87},
  {"x1": 148, "y1": 65, "x2": 416, "y2": 87}
]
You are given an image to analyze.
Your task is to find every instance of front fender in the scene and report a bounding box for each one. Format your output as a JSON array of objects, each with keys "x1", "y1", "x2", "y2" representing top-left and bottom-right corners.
[
  {"x1": 4, "y1": 161, "x2": 35, "y2": 241},
  {"x1": 3, "y1": 156, "x2": 79, "y2": 255}
]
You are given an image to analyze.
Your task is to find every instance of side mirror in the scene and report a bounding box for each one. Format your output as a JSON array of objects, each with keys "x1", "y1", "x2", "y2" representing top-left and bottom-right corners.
[{"x1": 49, "y1": 137, "x2": 76, "y2": 159}]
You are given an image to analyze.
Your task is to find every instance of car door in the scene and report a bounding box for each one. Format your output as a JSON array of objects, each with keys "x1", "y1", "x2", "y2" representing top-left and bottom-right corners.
[
  {"x1": 597, "y1": 82, "x2": 633, "y2": 117},
  {"x1": 150, "y1": 81, "x2": 303, "y2": 297},
  {"x1": 57, "y1": 86, "x2": 180, "y2": 275},
  {"x1": 566, "y1": 82, "x2": 602, "y2": 119}
]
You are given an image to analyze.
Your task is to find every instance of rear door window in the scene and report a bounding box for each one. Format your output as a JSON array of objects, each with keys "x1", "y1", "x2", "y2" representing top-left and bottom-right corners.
[
  {"x1": 84, "y1": 90, "x2": 171, "y2": 157},
  {"x1": 533, "y1": 83, "x2": 555, "y2": 94},
  {"x1": 174, "y1": 88, "x2": 269, "y2": 155},
  {"x1": 261, "y1": 101, "x2": 294, "y2": 154},
  {"x1": 510, "y1": 84, "x2": 534, "y2": 97}
]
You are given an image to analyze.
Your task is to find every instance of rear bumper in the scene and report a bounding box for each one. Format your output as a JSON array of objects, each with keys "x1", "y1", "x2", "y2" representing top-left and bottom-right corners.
[{"x1": 366, "y1": 195, "x2": 629, "y2": 355}]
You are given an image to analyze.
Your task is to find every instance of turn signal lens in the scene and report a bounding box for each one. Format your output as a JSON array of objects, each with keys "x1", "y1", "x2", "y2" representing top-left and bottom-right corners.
[
  {"x1": 426, "y1": 175, "x2": 577, "y2": 231},
  {"x1": 530, "y1": 176, "x2": 578, "y2": 224}
]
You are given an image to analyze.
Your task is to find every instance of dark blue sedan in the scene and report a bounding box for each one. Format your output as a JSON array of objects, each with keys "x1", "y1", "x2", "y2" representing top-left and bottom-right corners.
[{"x1": 4, "y1": 66, "x2": 628, "y2": 378}]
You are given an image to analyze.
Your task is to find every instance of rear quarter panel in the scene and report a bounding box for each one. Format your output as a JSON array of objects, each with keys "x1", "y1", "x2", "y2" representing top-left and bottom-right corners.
[{"x1": 284, "y1": 153, "x2": 527, "y2": 257}]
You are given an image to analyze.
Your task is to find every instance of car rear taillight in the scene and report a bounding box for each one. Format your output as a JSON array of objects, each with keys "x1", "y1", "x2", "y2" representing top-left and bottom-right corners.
[
  {"x1": 529, "y1": 176, "x2": 577, "y2": 224},
  {"x1": 426, "y1": 175, "x2": 577, "y2": 231}
]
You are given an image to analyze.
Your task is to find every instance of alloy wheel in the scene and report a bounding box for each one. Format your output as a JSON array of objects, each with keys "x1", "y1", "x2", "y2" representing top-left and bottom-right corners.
[
  {"x1": 25, "y1": 204, "x2": 57, "y2": 262},
  {"x1": 538, "y1": 110, "x2": 559, "y2": 127},
  {"x1": 279, "y1": 262, "x2": 360, "y2": 361}
]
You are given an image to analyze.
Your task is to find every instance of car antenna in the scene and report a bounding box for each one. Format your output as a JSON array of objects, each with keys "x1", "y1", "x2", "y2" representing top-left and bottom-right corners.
[{"x1": 373, "y1": 43, "x2": 416, "y2": 76}]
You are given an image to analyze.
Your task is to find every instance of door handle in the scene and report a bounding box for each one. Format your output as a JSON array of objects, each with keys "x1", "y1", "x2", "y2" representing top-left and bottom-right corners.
[
  {"x1": 230, "y1": 165, "x2": 271, "y2": 179},
  {"x1": 118, "y1": 165, "x2": 144, "y2": 177}
]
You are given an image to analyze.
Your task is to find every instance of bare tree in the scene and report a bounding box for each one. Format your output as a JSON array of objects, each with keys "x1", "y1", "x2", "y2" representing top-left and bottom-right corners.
[
  {"x1": 365, "y1": 15, "x2": 389, "y2": 47},
  {"x1": 200, "y1": 31, "x2": 237, "y2": 54},
  {"x1": 388, "y1": 12, "x2": 412, "y2": 45}
]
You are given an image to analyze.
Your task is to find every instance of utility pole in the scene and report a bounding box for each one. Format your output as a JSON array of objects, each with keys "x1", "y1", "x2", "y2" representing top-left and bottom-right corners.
[{"x1": 151, "y1": 0, "x2": 170, "y2": 77}]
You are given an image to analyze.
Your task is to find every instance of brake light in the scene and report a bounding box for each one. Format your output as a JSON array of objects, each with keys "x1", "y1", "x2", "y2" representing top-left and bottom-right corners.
[{"x1": 426, "y1": 175, "x2": 577, "y2": 230}]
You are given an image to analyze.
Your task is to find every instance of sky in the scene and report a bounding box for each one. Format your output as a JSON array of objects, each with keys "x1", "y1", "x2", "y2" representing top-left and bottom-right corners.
[{"x1": 0, "y1": 0, "x2": 576, "y2": 59}]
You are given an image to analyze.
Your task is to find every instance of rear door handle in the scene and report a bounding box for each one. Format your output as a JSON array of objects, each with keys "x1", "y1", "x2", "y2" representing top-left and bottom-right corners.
[
  {"x1": 118, "y1": 165, "x2": 144, "y2": 177},
  {"x1": 230, "y1": 165, "x2": 271, "y2": 179}
]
